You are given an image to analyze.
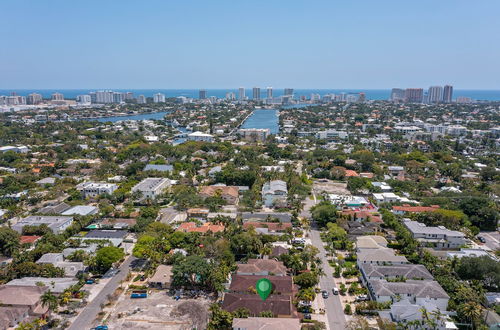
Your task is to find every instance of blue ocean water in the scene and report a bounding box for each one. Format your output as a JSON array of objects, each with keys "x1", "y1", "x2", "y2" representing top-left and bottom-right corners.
[
  {"x1": 241, "y1": 109, "x2": 279, "y2": 134},
  {"x1": 1, "y1": 89, "x2": 500, "y2": 101}
]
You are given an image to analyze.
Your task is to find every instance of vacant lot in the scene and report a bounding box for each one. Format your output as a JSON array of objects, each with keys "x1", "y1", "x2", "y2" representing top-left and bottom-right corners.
[
  {"x1": 105, "y1": 290, "x2": 212, "y2": 330},
  {"x1": 313, "y1": 180, "x2": 350, "y2": 195}
]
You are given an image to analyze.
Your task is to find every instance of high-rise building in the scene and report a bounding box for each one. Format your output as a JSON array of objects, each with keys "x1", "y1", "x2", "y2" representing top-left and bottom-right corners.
[
  {"x1": 311, "y1": 93, "x2": 321, "y2": 102},
  {"x1": 252, "y1": 87, "x2": 261, "y2": 100},
  {"x1": 225, "y1": 92, "x2": 235, "y2": 100},
  {"x1": 153, "y1": 93, "x2": 166, "y2": 103},
  {"x1": 238, "y1": 87, "x2": 245, "y2": 101},
  {"x1": 113, "y1": 92, "x2": 125, "y2": 103},
  {"x1": 199, "y1": 89, "x2": 207, "y2": 99},
  {"x1": 51, "y1": 92, "x2": 64, "y2": 101},
  {"x1": 405, "y1": 88, "x2": 424, "y2": 103},
  {"x1": 125, "y1": 92, "x2": 134, "y2": 100},
  {"x1": 266, "y1": 87, "x2": 273, "y2": 99},
  {"x1": 284, "y1": 88, "x2": 294, "y2": 96},
  {"x1": 443, "y1": 85, "x2": 453, "y2": 103},
  {"x1": 390, "y1": 88, "x2": 406, "y2": 102},
  {"x1": 428, "y1": 86, "x2": 443, "y2": 103},
  {"x1": 76, "y1": 95, "x2": 91, "y2": 104},
  {"x1": 27, "y1": 93, "x2": 43, "y2": 105},
  {"x1": 93, "y1": 91, "x2": 114, "y2": 104},
  {"x1": 137, "y1": 95, "x2": 146, "y2": 104}
]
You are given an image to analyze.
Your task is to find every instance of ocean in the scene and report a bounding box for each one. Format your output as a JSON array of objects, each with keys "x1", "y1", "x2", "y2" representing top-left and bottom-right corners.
[{"x1": 1, "y1": 89, "x2": 500, "y2": 101}]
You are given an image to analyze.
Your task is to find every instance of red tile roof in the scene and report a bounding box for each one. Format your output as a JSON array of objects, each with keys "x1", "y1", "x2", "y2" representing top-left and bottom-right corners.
[
  {"x1": 177, "y1": 222, "x2": 224, "y2": 233},
  {"x1": 392, "y1": 205, "x2": 440, "y2": 213},
  {"x1": 19, "y1": 236, "x2": 41, "y2": 245}
]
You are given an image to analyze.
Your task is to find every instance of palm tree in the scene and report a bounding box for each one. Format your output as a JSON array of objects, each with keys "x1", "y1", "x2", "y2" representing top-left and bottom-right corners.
[
  {"x1": 41, "y1": 290, "x2": 58, "y2": 313},
  {"x1": 458, "y1": 302, "x2": 482, "y2": 329}
]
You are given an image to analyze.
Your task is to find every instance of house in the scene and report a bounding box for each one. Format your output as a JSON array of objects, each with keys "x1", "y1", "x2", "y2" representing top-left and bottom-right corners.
[
  {"x1": 131, "y1": 177, "x2": 170, "y2": 199},
  {"x1": 388, "y1": 166, "x2": 405, "y2": 177},
  {"x1": 187, "y1": 208, "x2": 209, "y2": 219},
  {"x1": 232, "y1": 317, "x2": 300, "y2": 330},
  {"x1": 236, "y1": 259, "x2": 287, "y2": 276},
  {"x1": 143, "y1": 164, "x2": 174, "y2": 172},
  {"x1": 261, "y1": 165, "x2": 285, "y2": 173},
  {"x1": 148, "y1": 265, "x2": 173, "y2": 289},
  {"x1": 241, "y1": 212, "x2": 292, "y2": 223},
  {"x1": 76, "y1": 182, "x2": 118, "y2": 198},
  {"x1": 158, "y1": 207, "x2": 187, "y2": 224},
  {"x1": 261, "y1": 180, "x2": 287, "y2": 207},
  {"x1": 222, "y1": 293, "x2": 296, "y2": 318},
  {"x1": 392, "y1": 205, "x2": 440, "y2": 215},
  {"x1": 270, "y1": 246, "x2": 289, "y2": 258},
  {"x1": 177, "y1": 222, "x2": 224, "y2": 233},
  {"x1": 346, "y1": 222, "x2": 381, "y2": 238},
  {"x1": 200, "y1": 185, "x2": 239, "y2": 205},
  {"x1": 36, "y1": 253, "x2": 85, "y2": 277},
  {"x1": 36, "y1": 177, "x2": 56, "y2": 186},
  {"x1": 229, "y1": 275, "x2": 297, "y2": 295},
  {"x1": 39, "y1": 202, "x2": 71, "y2": 215},
  {"x1": 238, "y1": 128, "x2": 270, "y2": 142},
  {"x1": 100, "y1": 218, "x2": 137, "y2": 229},
  {"x1": 208, "y1": 166, "x2": 222, "y2": 178},
  {"x1": 372, "y1": 182, "x2": 392, "y2": 192},
  {"x1": 62, "y1": 244, "x2": 98, "y2": 258},
  {"x1": 243, "y1": 221, "x2": 292, "y2": 233},
  {"x1": 61, "y1": 205, "x2": 98, "y2": 216},
  {"x1": 0, "y1": 285, "x2": 48, "y2": 329},
  {"x1": 0, "y1": 145, "x2": 29, "y2": 153},
  {"x1": 359, "y1": 263, "x2": 433, "y2": 285},
  {"x1": 187, "y1": 131, "x2": 214, "y2": 142},
  {"x1": 356, "y1": 236, "x2": 388, "y2": 250},
  {"x1": 356, "y1": 238, "x2": 409, "y2": 268},
  {"x1": 341, "y1": 210, "x2": 382, "y2": 223},
  {"x1": 12, "y1": 216, "x2": 74, "y2": 234},
  {"x1": 403, "y1": 219, "x2": 466, "y2": 249},
  {"x1": 446, "y1": 248, "x2": 495, "y2": 259},
  {"x1": 367, "y1": 279, "x2": 449, "y2": 311},
  {"x1": 85, "y1": 230, "x2": 128, "y2": 240},
  {"x1": 19, "y1": 235, "x2": 41, "y2": 247},
  {"x1": 327, "y1": 194, "x2": 368, "y2": 208},
  {"x1": 6, "y1": 277, "x2": 78, "y2": 294},
  {"x1": 373, "y1": 193, "x2": 400, "y2": 204}
]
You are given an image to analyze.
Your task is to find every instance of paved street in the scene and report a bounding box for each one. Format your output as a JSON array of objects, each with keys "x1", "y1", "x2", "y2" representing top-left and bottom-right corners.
[
  {"x1": 480, "y1": 231, "x2": 500, "y2": 251},
  {"x1": 302, "y1": 189, "x2": 346, "y2": 329},
  {"x1": 310, "y1": 227, "x2": 347, "y2": 330},
  {"x1": 68, "y1": 255, "x2": 136, "y2": 330}
]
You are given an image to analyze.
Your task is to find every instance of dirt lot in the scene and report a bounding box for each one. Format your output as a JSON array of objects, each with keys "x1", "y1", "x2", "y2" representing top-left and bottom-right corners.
[
  {"x1": 313, "y1": 180, "x2": 350, "y2": 195},
  {"x1": 105, "y1": 290, "x2": 212, "y2": 330}
]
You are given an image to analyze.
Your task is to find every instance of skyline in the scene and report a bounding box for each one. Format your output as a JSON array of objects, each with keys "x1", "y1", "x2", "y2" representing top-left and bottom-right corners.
[{"x1": 1, "y1": 0, "x2": 500, "y2": 89}]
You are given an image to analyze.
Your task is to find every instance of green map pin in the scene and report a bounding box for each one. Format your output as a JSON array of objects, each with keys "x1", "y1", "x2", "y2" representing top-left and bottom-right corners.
[{"x1": 256, "y1": 278, "x2": 272, "y2": 301}]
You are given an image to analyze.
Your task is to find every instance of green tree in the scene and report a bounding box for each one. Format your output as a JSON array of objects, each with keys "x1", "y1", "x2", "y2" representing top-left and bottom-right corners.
[
  {"x1": 93, "y1": 246, "x2": 124, "y2": 274},
  {"x1": 294, "y1": 272, "x2": 319, "y2": 288},
  {"x1": 207, "y1": 303, "x2": 233, "y2": 330},
  {"x1": 41, "y1": 289, "x2": 58, "y2": 312},
  {"x1": 172, "y1": 255, "x2": 211, "y2": 288},
  {"x1": 311, "y1": 202, "x2": 338, "y2": 227},
  {"x1": 0, "y1": 227, "x2": 20, "y2": 257},
  {"x1": 258, "y1": 310, "x2": 274, "y2": 317}
]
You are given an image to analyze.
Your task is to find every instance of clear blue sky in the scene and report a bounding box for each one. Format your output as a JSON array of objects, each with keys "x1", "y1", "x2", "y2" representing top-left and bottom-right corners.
[{"x1": 1, "y1": 0, "x2": 499, "y2": 89}]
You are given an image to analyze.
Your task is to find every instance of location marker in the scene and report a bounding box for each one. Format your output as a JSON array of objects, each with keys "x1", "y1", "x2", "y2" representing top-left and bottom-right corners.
[{"x1": 256, "y1": 278, "x2": 272, "y2": 301}]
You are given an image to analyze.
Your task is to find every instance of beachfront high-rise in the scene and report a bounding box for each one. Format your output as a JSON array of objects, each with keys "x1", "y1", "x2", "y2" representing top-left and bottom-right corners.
[
  {"x1": 199, "y1": 89, "x2": 207, "y2": 99},
  {"x1": 153, "y1": 93, "x2": 166, "y2": 103},
  {"x1": 252, "y1": 87, "x2": 260, "y2": 100},
  {"x1": 404, "y1": 88, "x2": 423, "y2": 103},
  {"x1": 27, "y1": 93, "x2": 43, "y2": 105},
  {"x1": 51, "y1": 92, "x2": 64, "y2": 101},
  {"x1": 238, "y1": 87, "x2": 245, "y2": 101},
  {"x1": 266, "y1": 87, "x2": 273, "y2": 99},
  {"x1": 390, "y1": 88, "x2": 406, "y2": 102},
  {"x1": 443, "y1": 85, "x2": 453, "y2": 103},
  {"x1": 428, "y1": 86, "x2": 443, "y2": 103}
]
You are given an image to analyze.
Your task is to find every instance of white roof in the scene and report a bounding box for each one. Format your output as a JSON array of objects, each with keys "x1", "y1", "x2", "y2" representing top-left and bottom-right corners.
[{"x1": 188, "y1": 131, "x2": 213, "y2": 137}]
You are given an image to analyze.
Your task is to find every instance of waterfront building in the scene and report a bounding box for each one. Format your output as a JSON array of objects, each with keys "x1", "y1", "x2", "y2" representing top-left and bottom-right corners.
[
  {"x1": 76, "y1": 95, "x2": 91, "y2": 104},
  {"x1": 428, "y1": 86, "x2": 443, "y2": 103},
  {"x1": 153, "y1": 93, "x2": 166, "y2": 103},
  {"x1": 405, "y1": 88, "x2": 423, "y2": 103},
  {"x1": 27, "y1": 93, "x2": 43, "y2": 105},
  {"x1": 137, "y1": 95, "x2": 146, "y2": 104},
  {"x1": 199, "y1": 89, "x2": 207, "y2": 99},
  {"x1": 284, "y1": 88, "x2": 294, "y2": 96},
  {"x1": 51, "y1": 93, "x2": 64, "y2": 101},
  {"x1": 266, "y1": 86, "x2": 273, "y2": 99},
  {"x1": 239, "y1": 128, "x2": 270, "y2": 142},
  {"x1": 225, "y1": 92, "x2": 235, "y2": 100},
  {"x1": 252, "y1": 87, "x2": 260, "y2": 100},
  {"x1": 113, "y1": 92, "x2": 125, "y2": 103},
  {"x1": 238, "y1": 87, "x2": 245, "y2": 101},
  {"x1": 390, "y1": 88, "x2": 405, "y2": 102},
  {"x1": 443, "y1": 85, "x2": 453, "y2": 103}
]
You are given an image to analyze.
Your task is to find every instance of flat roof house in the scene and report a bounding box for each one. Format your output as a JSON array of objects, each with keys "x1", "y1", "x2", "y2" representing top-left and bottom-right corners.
[
  {"x1": 132, "y1": 177, "x2": 170, "y2": 200},
  {"x1": 36, "y1": 253, "x2": 85, "y2": 277},
  {"x1": 76, "y1": 182, "x2": 118, "y2": 198},
  {"x1": 12, "y1": 216, "x2": 74, "y2": 234},
  {"x1": 359, "y1": 263, "x2": 434, "y2": 285},
  {"x1": 403, "y1": 219, "x2": 466, "y2": 249},
  {"x1": 148, "y1": 265, "x2": 173, "y2": 289},
  {"x1": 6, "y1": 277, "x2": 78, "y2": 294},
  {"x1": 61, "y1": 205, "x2": 98, "y2": 216},
  {"x1": 232, "y1": 317, "x2": 300, "y2": 330},
  {"x1": 261, "y1": 180, "x2": 287, "y2": 207}
]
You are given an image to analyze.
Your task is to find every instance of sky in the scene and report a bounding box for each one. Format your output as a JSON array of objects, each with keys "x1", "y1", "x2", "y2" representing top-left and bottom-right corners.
[{"x1": 1, "y1": 0, "x2": 499, "y2": 89}]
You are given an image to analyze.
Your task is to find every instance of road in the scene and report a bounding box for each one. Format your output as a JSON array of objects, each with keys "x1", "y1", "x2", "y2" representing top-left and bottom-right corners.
[
  {"x1": 68, "y1": 255, "x2": 136, "y2": 330},
  {"x1": 480, "y1": 231, "x2": 500, "y2": 251},
  {"x1": 302, "y1": 190, "x2": 346, "y2": 329}
]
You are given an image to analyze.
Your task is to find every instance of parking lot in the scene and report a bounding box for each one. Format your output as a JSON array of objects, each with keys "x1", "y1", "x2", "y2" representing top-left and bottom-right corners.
[{"x1": 104, "y1": 290, "x2": 212, "y2": 330}]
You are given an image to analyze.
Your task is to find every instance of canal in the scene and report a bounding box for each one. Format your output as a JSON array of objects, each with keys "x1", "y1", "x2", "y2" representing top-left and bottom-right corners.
[{"x1": 240, "y1": 109, "x2": 279, "y2": 134}]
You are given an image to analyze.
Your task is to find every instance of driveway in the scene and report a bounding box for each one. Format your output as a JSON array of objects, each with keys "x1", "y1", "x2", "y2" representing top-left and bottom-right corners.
[{"x1": 68, "y1": 255, "x2": 137, "y2": 330}]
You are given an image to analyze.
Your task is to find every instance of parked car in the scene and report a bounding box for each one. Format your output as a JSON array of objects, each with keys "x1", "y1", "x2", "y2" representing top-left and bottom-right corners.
[
  {"x1": 322, "y1": 290, "x2": 329, "y2": 298},
  {"x1": 94, "y1": 326, "x2": 108, "y2": 330},
  {"x1": 332, "y1": 287, "x2": 339, "y2": 295},
  {"x1": 356, "y1": 295, "x2": 368, "y2": 301},
  {"x1": 478, "y1": 236, "x2": 486, "y2": 243},
  {"x1": 86, "y1": 279, "x2": 94, "y2": 284},
  {"x1": 303, "y1": 313, "x2": 312, "y2": 320}
]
